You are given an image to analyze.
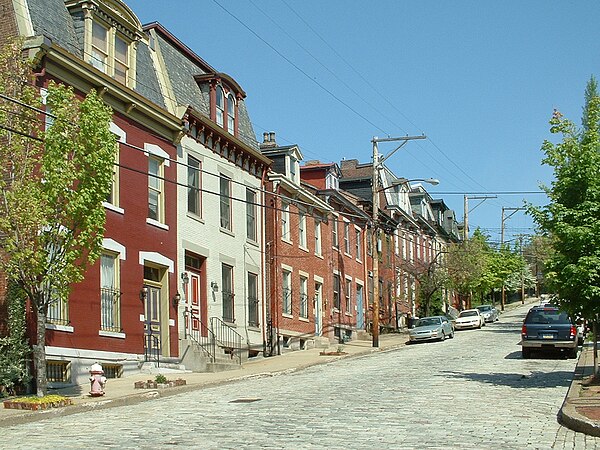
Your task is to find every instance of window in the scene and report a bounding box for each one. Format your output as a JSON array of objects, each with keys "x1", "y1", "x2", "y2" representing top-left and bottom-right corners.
[
  {"x1": 247, "y1": 272, "x2": 259, "y2": 327},
  {"x1": 220, "y1": 175, "x2": 231, "y2": 231},
  {"x1": 46, "y1": 361, "x2": 70, "y2": 383},
  {"x1": 106, "y1": 142, "x2": 119, "y2": 206},
  {"x1": 47, "y1": 290, "x2": 68, "y2": 326},
  {"x1": 332, "y1": 217, "x2": 338, "y2": 248},
  {"x1": 100, "y1": 252, "x2": 121, "y2": 332},
  {"x1": 281, "y1": 202, "x2": 290, "y2": 241},
  {"x1": 148, "y1": 157, "x2": 164, "y2": 222},
  {"x1": 246, "y1": 189, "x2": 257, "y2": 241},
  {"x1": 333, "y1": 274, "x2": 340, "y2": 310},
  {"x1": 227, "y1": 94, "x2": 236, "y2": 133},
  {"x1": 88, "y1": 19, "x2": 133, "y2": 86},
  {"x1": 344, "y1": 222, "x2": 350, "y2": 254},
  {"x1": 187, "y1": 155, "x2": 201, "y2": 216},
  {"x1": 102, "y1": 364, "x2": 123, "y2": 379},
  {"x1": 299, "y1": 276, "x2": 308, "y2": 319},
  {"x1": 345, "y1": 278, "x2": 352, "y2": 311},
  {"x1": 222, "y1": 264, "x2": 234, "y2": 322},
  {"x1": 114, "y1": 35, "x2": 129, "y2": 84},
  {"x1": 289, "y1": 156, "x2": 297, "y2": 182},
  {"x1": 314, "y1": 219, "x2": 322, "y2": 256},
  {"x1": 216, "y1": 86, "x2": 225, "y2": 127},
  {"x1": 355, "y1": 228, "x2": 362, "y2": 260},
  {"x1": 299, "y1": 211, "x2": 307, "y2": 248},
  {"x1": 282, "y1": 270, "x2": 292, "y2": 315},
  {"x1": 91, "y1": 21, "x2": 108, "y2": 72}
]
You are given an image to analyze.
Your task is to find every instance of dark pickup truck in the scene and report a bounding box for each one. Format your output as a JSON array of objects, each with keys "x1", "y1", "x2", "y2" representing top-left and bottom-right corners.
[{"x1": 520, "y1": 306, "x2": 578, "y2": 359}]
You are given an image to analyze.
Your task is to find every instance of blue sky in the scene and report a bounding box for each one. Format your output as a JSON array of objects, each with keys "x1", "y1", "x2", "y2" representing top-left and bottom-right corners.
[{"x1": 127, "y1": 0, "x2": 600, "y2": 247}]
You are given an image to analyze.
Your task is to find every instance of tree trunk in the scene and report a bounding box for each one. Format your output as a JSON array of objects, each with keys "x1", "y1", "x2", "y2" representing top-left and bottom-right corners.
[{"x1": 34, "y1": 305, "x2": 47, "y2": 397}]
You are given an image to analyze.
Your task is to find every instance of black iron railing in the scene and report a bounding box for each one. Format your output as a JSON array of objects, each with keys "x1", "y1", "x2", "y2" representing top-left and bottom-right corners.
[
  {"x1": 144, "y1": 334, "x2": 160, "y2": 367},
  {"x1": 184, "y1": 309, "x2": 216, "y2": 363},
  {"x1": 210, "y1": 316, "x2": 242, "y2": 365}
]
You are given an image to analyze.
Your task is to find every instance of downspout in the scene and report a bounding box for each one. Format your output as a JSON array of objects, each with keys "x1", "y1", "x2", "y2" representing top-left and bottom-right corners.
[
  {"x1": 260, "y1": 166, "x2": 268, "y2": 354},
  {"x1": 274, "y1": 180, "x2": 281, "y2": 355}
]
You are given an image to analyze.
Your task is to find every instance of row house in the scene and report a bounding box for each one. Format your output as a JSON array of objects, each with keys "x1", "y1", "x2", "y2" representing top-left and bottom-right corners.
[
  {"x1": 141, "y1": 23, "x2": 271, "y2": 367},
  {"x1": 339, "y1": 158, "x2": 456, "y2": 328},
  {"x1": 4, "y1": 0, "x2": 184, "y2": 385},
  {"x1": 301, "y1": 162, "x2": 371, "y2": 342},
  {"x1": 260, "y1": 135, "x2": 333, "y2": 354}
]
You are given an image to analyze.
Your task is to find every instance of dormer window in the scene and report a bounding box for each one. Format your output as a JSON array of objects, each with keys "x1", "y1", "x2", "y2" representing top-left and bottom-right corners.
[
  {"x1": 196, "y1": 73, "x2": 245, "y2": 137},
  {"x1": 87, "y1": 18, "x2": 134, "y2": 86},
  {"x1": 227, "y1": 94, "x2": 236, "y2": 132},
  {"x1": 289, "y1": 156, "x2": 297, "y2": 182},
  {"x1": 68, "y1": 0, "x2": 142, "y2": 88},
  {"x1": 212, "y1": 84, "x2": 237, "y2": 135},
  {"x1": 216, "y1": 86, "x2": 225, "y2": 127}
]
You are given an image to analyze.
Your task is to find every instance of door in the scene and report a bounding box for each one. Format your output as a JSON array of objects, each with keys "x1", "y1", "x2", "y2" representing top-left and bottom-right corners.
[
  {"x1": 186, "y1": 271, "x2": 205, "y2": 338},
  {"x1": 144, "y1": 285, "x2": 161, "y2": 353},
  {"x1": 356, "y1": 284, "x2": 365, "y2": 330},
  {"x1": 314, "y1": 282, "x2": 322, "y2": 336}
]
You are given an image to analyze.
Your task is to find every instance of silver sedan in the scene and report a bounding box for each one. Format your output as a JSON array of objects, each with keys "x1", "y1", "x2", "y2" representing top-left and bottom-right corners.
[{"x1": 408, "y1": 316, "x2": 454, "y2": 342}]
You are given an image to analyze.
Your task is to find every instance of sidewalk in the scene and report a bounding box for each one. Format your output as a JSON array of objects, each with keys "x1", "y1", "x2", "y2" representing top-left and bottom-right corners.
[
  {"x1": 559, "y1": 341, "x2": 600, "y2": 436},
  {"x1": 0, "y1": 332, "x2": 409, "y2": 428}
]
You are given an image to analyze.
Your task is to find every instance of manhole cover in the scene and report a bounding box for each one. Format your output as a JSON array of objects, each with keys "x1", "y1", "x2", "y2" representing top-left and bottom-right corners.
[{"x1": 229, "y1": 398, "x2": 262, "y2": 403}]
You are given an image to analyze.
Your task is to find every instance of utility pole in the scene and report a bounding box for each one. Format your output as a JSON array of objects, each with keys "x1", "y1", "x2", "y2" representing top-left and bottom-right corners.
[
  {"x1": 463, "y1": 195, "x2": 496, "y2": 241},
  {"x1": 371, "y1": 135, "x2": 426, "y2": 348},
  {"x1": 500, "y1": 206, "x2": 526, "y2": 310}
]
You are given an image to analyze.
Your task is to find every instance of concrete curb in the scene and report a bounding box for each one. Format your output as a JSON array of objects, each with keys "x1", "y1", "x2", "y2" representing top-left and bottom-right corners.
[{"x1": 558, "y1": 343, "x2": 600, "y2": 436}]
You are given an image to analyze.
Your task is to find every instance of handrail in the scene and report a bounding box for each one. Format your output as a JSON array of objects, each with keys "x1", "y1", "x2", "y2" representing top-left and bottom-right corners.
[
  {"x1": 184, "y1": 309, "x2": 216, "y2": 363},
  {"x1": 210, "y1": 316, "x2": 243, "y2": 365},
  {"x1": 144, "y1": 334, "x2": 160, "y2": 367}
]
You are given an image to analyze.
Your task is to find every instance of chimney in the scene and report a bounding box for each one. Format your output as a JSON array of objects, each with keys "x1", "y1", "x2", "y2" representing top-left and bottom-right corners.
[{"x1": 259, "y1": 131, "x2": 278, "y2": 149}]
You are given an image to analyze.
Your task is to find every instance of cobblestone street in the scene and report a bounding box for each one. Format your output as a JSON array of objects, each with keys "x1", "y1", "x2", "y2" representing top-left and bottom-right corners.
[{"x1": 3, "y1": 303, "x2": 598, "y2": 449}]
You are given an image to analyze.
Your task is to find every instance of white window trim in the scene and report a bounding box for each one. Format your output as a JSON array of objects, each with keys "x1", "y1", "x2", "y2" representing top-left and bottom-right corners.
[{"x1": 139, "y1": 251, "x2": 174, "y2": 273}]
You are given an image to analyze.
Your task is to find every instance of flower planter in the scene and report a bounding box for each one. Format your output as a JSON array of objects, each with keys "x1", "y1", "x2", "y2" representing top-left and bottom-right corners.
[
  {"x1": 134, "y1": 378, "x2": 186, "y2": 389},
  {"x1": 3, "y1": 396, "x2": 73, "y2": 410}
]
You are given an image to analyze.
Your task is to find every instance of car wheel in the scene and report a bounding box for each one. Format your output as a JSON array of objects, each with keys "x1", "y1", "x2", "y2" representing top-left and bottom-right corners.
[
  {"x1": 522, "y1": 348, "x2": 531, "y2": 359},
  {"x1": 568, "y1": 347, "x2": 578, "y2": 359},
  {"x1": 449, "y1": 331, "x2": 454, "y2": 339},
  {"x1": 440, "y1": 331, "x2": 446, "y2": 341}
]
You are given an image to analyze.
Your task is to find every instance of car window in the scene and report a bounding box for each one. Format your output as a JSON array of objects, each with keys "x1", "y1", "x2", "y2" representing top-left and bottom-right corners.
[
  {"x1": 526, "y1": 309, "x2": 571, "y2": 325},
  {"x1": 478, "y1": 306, "x2": 491, "y2": 311},
  {"x1": 459, "y1": 311, "x2": 478, "y2": 317},
  {"x1": 416, "y1": 318, "x2": 441, "y2": 327}
]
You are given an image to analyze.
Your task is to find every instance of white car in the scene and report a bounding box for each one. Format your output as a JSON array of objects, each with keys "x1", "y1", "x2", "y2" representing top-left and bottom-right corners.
[{"x1": 454, "y1": 309, "x2": 484, "y2": 330}]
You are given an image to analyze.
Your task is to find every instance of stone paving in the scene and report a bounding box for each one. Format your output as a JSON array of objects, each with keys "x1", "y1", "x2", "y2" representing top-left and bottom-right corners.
[{"x1": 1, "y1": 302, "x2": 598, "y2": 449}]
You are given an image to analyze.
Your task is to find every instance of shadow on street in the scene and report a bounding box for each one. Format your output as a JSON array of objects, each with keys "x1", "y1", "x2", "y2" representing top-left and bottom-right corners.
[{"x1": 439, "y1": 369, "x2": 573, "y2": 389}]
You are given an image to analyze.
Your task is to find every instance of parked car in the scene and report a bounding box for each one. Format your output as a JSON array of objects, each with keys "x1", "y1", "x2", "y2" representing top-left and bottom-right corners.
[
  {"x1": 408, "y1": 316, "x2": 454, "y2": 342},
  {"x1": 520, "y1": 306, "x2": 578, "y2": 358},
  {"x1": 476, "y1": 305, "x2": 499, "y2": 323},
  {"x1": 444, "y1": 313, "x2": 457, "y2": 331},
  {"x1": 454, "y1": 309, "x2": 484, "y2": 330}
]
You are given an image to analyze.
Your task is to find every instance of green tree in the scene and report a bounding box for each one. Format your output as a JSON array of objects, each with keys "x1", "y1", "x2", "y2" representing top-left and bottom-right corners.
[
  {"x1": 445, "y1": 229, "x2": 488, "y2": 309},
  {"x1": 0, "y1": 39, "x2": 117, "y2": 396},
  {"x1": 415, "y1": 254, "x2": 449, "y2": 317},
  {"x1": 529, "y1": 79, "x2": 600, "y2": 321},
  {"x1": 0, "y1": 282, "x2": 30, "y2": 396},
  {"x1": 522, "y1": 234, "x2": 554, "y2": 296}
]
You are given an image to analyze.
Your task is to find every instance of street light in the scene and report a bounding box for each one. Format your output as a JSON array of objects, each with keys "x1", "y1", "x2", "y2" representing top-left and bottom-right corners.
[
  {"x1": 371, "y1": 135, "x2": 433, "y2": 348},
  {"x1": 388, "y1": 177, "x2": 440, "y2": 189}
]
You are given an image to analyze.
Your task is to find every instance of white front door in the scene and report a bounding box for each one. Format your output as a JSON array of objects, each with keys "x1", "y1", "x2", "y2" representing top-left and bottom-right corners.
[{"x1": 314, "y1": 282, "x2": 323, "y2": 336}]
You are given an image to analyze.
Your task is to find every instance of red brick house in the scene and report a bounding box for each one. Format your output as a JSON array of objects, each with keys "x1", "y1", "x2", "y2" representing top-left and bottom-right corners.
[
  {"x1": 3, "y1": 0, "x2": 183, "y2": 387},
  {"x1": 261, "y1": 134, "x2": 332, "y2": 354}
]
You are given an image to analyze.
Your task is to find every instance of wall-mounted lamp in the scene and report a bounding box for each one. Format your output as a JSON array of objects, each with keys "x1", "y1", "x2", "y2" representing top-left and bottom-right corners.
[
  {"x1": 173, "y1": 292, "x2": 181, "y2": 307},
  {"x1": 181, "y1": 272, "x2": 189, "y2": 285},
  {"x1": 139, "y1": 286, "x2": 148, "y2": 301},
  {"x1": 210, "y1": 281, "x2": 219, "y2": 292}
]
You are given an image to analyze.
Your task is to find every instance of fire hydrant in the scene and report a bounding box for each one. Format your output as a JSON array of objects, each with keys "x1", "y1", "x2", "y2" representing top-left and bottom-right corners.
[{"x1": 89, "y1": 363, "x2": 107, "y2": 397}]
